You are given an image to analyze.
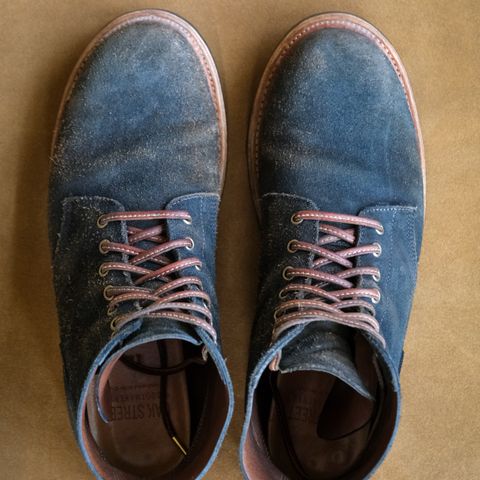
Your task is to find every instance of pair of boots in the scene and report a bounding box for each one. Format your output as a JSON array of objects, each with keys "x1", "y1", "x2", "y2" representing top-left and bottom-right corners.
[{"x1": 49, "y1": 10, "x2": 425, "y2": 480}]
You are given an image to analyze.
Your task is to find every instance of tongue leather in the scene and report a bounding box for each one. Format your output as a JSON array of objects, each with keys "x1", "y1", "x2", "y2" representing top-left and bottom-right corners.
[
  {"x1": 94, "y1": 318, "x2": 201, "y2": 422},
  {"x1": 278, "y1": 322, "x2": 374, "y2": 400}
]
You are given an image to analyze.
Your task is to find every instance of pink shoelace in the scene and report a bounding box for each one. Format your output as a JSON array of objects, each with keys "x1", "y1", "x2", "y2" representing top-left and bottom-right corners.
[
  {"x1": 96, "y1": 210, "x2": 216, "y2": 340},
  {"x1": 272, "y1": 210, "x2": 386, "y2": 358}
]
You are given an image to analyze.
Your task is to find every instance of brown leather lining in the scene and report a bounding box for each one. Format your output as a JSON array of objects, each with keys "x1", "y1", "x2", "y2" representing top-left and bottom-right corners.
[
  {"x1": 87, "y1": 341, "x2": 190, "y2": 476},
  {"x1": 81, "y1": 347, "x2": 230, "y2": 480}
]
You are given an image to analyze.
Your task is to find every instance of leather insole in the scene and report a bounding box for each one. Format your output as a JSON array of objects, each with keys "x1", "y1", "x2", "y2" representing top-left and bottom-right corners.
[
  {"x1": 268, "y1": 371, "x2": 376, "y2": 480},
  {"x1": 87, "y1": 340, "x2": 190, "y2": 477}
]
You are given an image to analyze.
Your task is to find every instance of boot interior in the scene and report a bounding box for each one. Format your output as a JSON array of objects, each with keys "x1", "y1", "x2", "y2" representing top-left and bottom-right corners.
[
  {"x1": 86, "y1": 339, "x2": 213, "y2": 477},
  {"x1": 264, "y1": 337, "x2": 383, "y2": 480}
]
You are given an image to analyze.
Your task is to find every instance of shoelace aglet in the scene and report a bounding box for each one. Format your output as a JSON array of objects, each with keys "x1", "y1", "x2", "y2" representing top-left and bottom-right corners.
[{"x1": 172, "y1": 436, "x2": 188, "y2": 456}]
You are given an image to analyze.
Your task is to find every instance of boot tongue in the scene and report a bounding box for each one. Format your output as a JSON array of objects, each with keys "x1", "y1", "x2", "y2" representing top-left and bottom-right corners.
[
  {"x1": 278, "y1": 322, "x2": 374, "y2": 400},
  {"x1": 94, "y1": 318, "x2": 202, "y2": 422}
]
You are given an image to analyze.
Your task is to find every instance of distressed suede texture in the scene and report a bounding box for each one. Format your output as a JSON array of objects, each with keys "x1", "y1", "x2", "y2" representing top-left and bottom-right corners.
[
  {"x1": 1, "y1": 2, "x2": 479, "y2": 479},
  {"x1": 48, "y1": 14, "x2": 233, "y2": 480},
  {"x1": 257, "y1": 29, "x2": 424, "y2": 221},
  {"x1": 49, "y1": 21, "x2": 220, "y2": 239},
  {"x1": 240, "y1": 21, "x2": 424, "y2": 480}
]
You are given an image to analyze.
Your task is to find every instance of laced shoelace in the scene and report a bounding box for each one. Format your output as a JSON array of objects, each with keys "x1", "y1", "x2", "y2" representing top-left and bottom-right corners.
[
  {"x1": 96, "y1": 210, "x2": 216, "y2": 341},
  {"x1": 121, "y1": 341, "x2": 206, "y2": 456},
  {"x1": 271, "y1": 210, "x2": 386, "y2": 366}
]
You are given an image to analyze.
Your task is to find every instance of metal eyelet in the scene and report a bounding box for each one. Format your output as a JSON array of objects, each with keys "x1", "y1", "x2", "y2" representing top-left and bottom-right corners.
[
  {"x1": 99, "y1": 239, "x2": 110, "y2": 254},
  {"x1": 103, "y1": 286, "x2": 114, "y2": 301},
  {"x1": 376, "y1": 226, "x2": 385, "y2": 235},
  {"x1": 194, "y1": 264, "x2": 201, "y2": 271},
  {"x1": 291, "y1": 214, "x2": 303, "y2": 225},
  {"x1": 97, "y1": 215, "x2": 108, "y2": 229},
  {"x1": 278, "y1": 289, "x2": 288, "y2": 300},
  {"x1": 185, "y1": 237, "x2": 195, "y2": 251},
  {"x1": 107, "y1": 304, "x2": 117, "y2": 316},
  {"x1": 110, "y1": 317, "x2": 119, "y2": 331},
  {"x1": 282, "y1": 266, "x2": 294, "y2": 280},
  {"x1": 287, "y1": 240, "x2": 298, "y2": 253},
  {"x1": 273, "y1": 309, "x2": 281, "y2": 321},
  {"x1": 372, "y1": 242, "x2": 382, "y2": 257},
  {"x1": 373, "y1": 272, "x2": 382, "y2": 282},
  {"x1": 372, "y1": 290, "x2": 381, "y2": 304},
  {"x1": 98, "y1": 264, "x2": 108, "y2": 277},
  {"x1": 183, "y1": 218, "x2": 192, "y2": 225}
]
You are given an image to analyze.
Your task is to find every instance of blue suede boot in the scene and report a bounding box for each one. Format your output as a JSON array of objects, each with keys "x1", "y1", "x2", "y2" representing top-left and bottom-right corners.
[
  {"x1": 48, "y1": 10, "x2": 233, "y2": 479},
  {"x1": 240, "y1": 13, "x2": 425, "y2": 480}
]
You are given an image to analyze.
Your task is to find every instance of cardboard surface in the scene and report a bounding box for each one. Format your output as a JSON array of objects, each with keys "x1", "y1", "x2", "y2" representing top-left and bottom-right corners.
[{"x1": 0, "y1": 1, "x2": 479, "y2": 478}]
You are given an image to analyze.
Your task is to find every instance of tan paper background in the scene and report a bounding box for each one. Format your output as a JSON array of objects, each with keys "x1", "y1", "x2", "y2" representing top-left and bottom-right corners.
[{"x1": 1, "y1": 1, "x2": 479, "y2": 478}]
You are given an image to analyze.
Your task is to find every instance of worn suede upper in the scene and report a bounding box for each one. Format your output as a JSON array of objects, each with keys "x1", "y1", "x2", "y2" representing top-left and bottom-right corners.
[
  {"x1": 241, "y1": 22, "x2": 424, "y2": 480},
  {"x1": 258, "y1": 28, "x2": 423, "y2": 216},
  {"x1": 49, "y1": 21, "x2": 220, "y2": 239},
  {"x1": 48, "y1": 13, "x2": 232, "y2": 480}
]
